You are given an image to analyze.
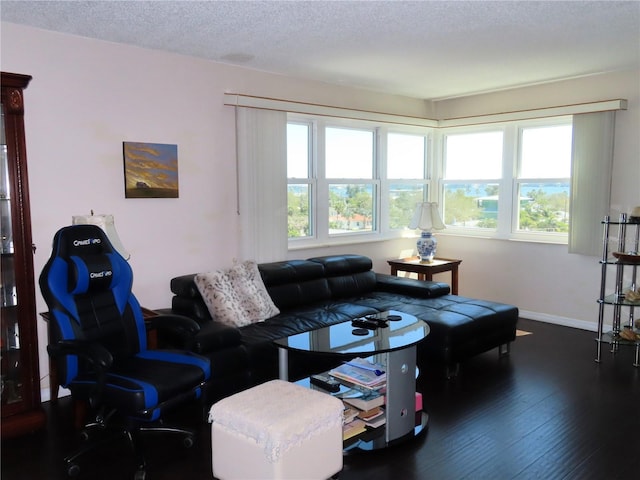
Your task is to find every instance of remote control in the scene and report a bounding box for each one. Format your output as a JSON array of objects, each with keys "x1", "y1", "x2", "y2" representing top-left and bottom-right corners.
[
  {"x1": 366, "y1": 316, "x2": 389, "y2": 328},
  {"x1": 351, "y1": 318, "x2": 379, "y2": 330},
  {"x1": 310, "y1": 374, "x2": 341, "y2": 393}
]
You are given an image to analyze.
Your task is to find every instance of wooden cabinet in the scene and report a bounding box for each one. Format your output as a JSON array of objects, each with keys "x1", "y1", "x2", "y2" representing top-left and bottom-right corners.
[{"x1": 1, "y1": 72, "x2": 45, "y2": 438}]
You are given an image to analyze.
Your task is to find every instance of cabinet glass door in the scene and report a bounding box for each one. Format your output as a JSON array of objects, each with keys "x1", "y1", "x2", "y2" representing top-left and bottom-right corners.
[{"x1": 1, "y1": 104, "x2": 24, "y2": 406}]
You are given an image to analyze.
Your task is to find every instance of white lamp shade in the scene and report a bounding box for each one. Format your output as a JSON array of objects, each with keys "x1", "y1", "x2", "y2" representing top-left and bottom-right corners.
[
  {"x1": 72, "y1": 213, "x2": 130, "y2": 260},
  {"x1": 408, "y1": 202, "x2": 445, "y2": 231}
]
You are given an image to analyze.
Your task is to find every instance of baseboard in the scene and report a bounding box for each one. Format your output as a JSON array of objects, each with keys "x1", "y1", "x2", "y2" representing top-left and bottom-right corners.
[{"x1": 519, "y1": 310, "x2": 597, "y2": 332}]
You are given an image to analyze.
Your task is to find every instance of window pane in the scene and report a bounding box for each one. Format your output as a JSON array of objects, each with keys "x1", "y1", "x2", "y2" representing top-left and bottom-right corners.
[
  {"x1": 389, "y1": 184, "x2": 425, "y2": 229},
  {"x1": 387, "y1": 133, "x2": 425, "y2": 179},
  {"x1": 287, "y1": 123, "x2": 309, "y2": 178},
  {"x1": 326, "y1": 127, "x2": 373, "y2": 179},
  {"x1": 288, "y1": 184, "x2": 311, "y2": 238},
  {"x1": 520, "y1": 125, "x2": 572, "y2": 178},
  {"x1": 517, "y1": 182, "x2": 570, "y2": 232},
  {"x1": 443, "y1": 183, "x2": 499, "y2": 229},
  {"x1": 445, "y1": 131, "x2": 503, "y2": 179},
  {"x1": 328, "y1": 184, "x2": 373, "y2": 233}
]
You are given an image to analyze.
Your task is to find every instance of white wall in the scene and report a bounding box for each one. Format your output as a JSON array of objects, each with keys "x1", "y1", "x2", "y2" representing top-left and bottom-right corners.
[
  {"x1": 0, "y1": 23, "x2": 430, "y2": 398},
  {"x1": 1, "y1": 22, "x2": 638, "y2": 399}
]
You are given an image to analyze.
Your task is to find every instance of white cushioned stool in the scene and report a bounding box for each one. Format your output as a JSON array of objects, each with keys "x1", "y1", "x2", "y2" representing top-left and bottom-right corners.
[{"x1": 209, "y1": 379, "x2": 344, "y2": 480}]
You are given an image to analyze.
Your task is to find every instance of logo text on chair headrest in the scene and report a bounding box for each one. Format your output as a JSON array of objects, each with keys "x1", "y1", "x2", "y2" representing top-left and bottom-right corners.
[
  {"x1": 73, "y1": 237, "x2": 102, "y2": 247},
  {"x1": 90, "y1": 270, "x2": 112, "y2": 279}
]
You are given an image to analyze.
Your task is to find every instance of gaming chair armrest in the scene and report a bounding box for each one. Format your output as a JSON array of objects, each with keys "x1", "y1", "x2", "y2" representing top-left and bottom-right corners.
[
  {"x1": 47, "y1": 339, "x2": 114, "y2": 371},
  {"x1": 147, "y1": 313, "x2": 201, "y2": 345}
]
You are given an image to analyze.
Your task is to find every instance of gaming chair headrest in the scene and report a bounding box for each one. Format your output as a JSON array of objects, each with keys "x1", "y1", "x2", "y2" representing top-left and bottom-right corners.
[
  {"x1": 41, "y1": 224, "x2": 131, "y2": 302},
  {"x1": 52, "y1": 224, "x2": 117, "y2": 258}
]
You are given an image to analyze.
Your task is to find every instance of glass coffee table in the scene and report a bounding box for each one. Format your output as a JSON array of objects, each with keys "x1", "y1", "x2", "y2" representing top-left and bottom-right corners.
[{"x1": 273, "y1": 310, "x2": 429, "y2": 450}]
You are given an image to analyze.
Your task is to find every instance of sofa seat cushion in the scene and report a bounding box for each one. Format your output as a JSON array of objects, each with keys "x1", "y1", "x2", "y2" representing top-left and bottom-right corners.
[{"x1": 339, "y1": 292, "x2": 518, "y2": 364}]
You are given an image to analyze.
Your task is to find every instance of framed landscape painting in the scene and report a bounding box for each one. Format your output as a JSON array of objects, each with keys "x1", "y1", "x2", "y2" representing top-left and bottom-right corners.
[{"x1": 123, "y1": 142, "x2": 179, "y2": 198}]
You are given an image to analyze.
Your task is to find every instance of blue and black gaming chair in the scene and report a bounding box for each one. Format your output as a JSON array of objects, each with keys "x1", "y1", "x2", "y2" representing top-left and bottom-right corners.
[{"x1": 39, "y1": 224, "x2": 211, "y2": 480}]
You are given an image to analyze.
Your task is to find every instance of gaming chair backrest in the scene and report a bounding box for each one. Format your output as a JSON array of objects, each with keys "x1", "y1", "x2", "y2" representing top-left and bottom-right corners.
[{"x1": 39, "y1": 224, "x2": 147, "y2": 387}]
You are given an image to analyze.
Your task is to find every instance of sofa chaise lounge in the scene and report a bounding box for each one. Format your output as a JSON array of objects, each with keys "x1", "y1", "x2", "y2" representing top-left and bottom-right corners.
[{"x1": 165, "y1": 254, "x2": 519, "y2": 403}]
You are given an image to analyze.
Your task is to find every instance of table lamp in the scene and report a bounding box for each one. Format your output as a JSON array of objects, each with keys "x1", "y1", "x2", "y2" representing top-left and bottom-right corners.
[
  {"x1": 72, "y1": 211, "x2": 130, "y2": 260},
  {"x1": 408, "y1": 202, "x2": 445, "y2": 263}
]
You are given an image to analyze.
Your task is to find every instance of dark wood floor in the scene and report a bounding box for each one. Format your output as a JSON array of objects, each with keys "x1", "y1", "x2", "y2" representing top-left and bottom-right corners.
[{"x1": 3, "y1": 318, "x2": 639, "y2": 480}]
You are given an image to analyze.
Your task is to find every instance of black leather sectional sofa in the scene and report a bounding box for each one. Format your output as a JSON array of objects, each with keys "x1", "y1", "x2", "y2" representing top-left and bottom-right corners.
[{"x1": 166, "y1": 254, "x2": 519, "y2": 403}]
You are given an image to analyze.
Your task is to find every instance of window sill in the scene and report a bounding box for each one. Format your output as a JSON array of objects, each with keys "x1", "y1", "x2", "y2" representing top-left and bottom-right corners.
[{"x1": 438, "y1": 230, "x2": 568, "y2": 245}]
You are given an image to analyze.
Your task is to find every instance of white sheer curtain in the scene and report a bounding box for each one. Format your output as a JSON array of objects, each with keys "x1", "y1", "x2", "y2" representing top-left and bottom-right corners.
[
  {"x1": 235, "y1": 107, "x2": 288, "y2": 262},
  {"x1": 569, "y1": 111, "x2": 615, "y2": 256}
]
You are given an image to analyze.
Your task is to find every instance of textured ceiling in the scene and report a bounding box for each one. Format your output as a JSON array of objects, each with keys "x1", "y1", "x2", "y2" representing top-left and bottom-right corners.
[{"x1": 1, "y1": 0, "x2": 639, "y2": 100}]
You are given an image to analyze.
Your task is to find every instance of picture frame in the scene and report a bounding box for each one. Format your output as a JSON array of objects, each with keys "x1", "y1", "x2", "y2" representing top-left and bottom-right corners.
[{"x1": 122, "y1": 142, "x2": 179, "y2": 198}]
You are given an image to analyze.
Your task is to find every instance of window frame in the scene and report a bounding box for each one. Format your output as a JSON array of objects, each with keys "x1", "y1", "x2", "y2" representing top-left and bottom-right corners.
[
  {"x1": 286, "y1": 113, "x2": 572, "y2": 248},
  {"x1": 287, "y1": 114, "x2": 432, "y2": 248},
  {"x1": 440, "y1": 126, "x2": 506, "y2": 235},
  {"x1": 438, "y1": 116, "x2": 573, "y2": 243}
]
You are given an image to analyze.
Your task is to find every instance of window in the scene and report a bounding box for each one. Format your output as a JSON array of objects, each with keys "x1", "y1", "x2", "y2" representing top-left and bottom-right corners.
[
  {"x1": 287, "y1": 117, "x2": 430, "y2": 245},
  {"x1": 326, "y1": 127, "x2": 375, "y2": 234},
  {"x1": 387, "y1": 133, "x2": 429, "y2": 230},
  {"x1": 443, "y1": 130, "x2": 503, "y2": 230},
  {"x1": 441, "y1": 118, "x2": 572, "y2": 241},
  {"x1": 288, "y1": 114, "x2": 572, "y2": 246},
  {"x1": 516, "y1": 124, "x2": 572, "y2": 234},
  {"x1": 287, "y1": 122, "x2": 312, "y2": 238}
]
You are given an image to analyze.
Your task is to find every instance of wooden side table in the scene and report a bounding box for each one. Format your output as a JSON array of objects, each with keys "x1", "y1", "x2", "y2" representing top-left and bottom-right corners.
[{"x1": 387, "y1": 257, "x2": 462, "y2": 295}]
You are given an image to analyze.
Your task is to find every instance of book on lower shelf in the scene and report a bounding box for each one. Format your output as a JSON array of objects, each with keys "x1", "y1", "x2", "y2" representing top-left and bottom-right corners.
[
  {"x1": 342, "y1": 418, "x2": 367, "y2": 440},
  {"x1": 357, "y1": 406, "x2": 386, "y2": 428},
  {"x1": 362, "y1": 413, "x2": 386, "y2": 429},
  {"x1": 329, "y1": 357, "x2": 386, "y2": 389},
  {"x1": 341, "y1": 389, "x2": 385, "y2": 411},
  {"x1": 343, "y1": 406, "x2": 360, "y2": 424}
]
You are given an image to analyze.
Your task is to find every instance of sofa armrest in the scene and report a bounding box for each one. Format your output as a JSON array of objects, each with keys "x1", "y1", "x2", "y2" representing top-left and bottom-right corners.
[
  {"x1": 375, "y1": 273, "x2": 450, "y2": 297},
  {"x1": 148, "y1": 313, "x2": 201, "y2": 341},
  {"x1": 154, "y1": 308, "x2": 242, "y2": 354},
  {"x1": 189, "y1": 321, "x2": 243, "y2": 355}
]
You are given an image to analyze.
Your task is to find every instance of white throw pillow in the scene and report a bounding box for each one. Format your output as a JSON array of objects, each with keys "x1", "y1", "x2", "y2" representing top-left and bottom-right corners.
[{"x1": 194, "y1": 261, "x2": 280, "y2": 327}]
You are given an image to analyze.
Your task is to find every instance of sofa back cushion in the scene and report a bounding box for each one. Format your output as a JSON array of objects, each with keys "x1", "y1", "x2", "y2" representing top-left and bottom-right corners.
[
  {"x1": 307, "y1": 255, "x2": 376, "y2": 299},
  {"x1": 258, "y1": 259, "x2": 331, "y2": 310},
  {"x1": 170, "y1": 255, "x2": 378, "y2": 319}
]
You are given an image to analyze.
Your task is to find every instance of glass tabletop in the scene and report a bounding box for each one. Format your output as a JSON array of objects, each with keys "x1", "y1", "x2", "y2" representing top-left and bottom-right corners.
[{"x1": 273, "y1": 310, "x2": 429, "y2": 357}]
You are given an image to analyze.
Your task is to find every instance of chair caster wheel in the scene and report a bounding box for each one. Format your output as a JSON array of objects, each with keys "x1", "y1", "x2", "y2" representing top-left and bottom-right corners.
[
  {"x1": 183, "y1": 435, "x2": 194, "y2": 448},
  {"x1": 79, "y1": 431, "x2": 89, "y2": 441},
  {"x1": 67, "y1": 463, "x2": 80, "y2": 477}
]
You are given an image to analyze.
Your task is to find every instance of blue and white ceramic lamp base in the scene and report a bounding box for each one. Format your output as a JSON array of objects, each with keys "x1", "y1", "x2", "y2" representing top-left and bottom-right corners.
[{"x1": 416, "y1": 231, "x2": 437, "y2": 263}]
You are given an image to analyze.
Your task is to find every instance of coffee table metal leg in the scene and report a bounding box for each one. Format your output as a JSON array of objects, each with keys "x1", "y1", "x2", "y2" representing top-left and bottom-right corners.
[
  {"x1": 385, "y1": 345, "x2": 417, "y2": 443},
  {"x1": 278, "y1": 347, "x2": 289, "y2": 380}
]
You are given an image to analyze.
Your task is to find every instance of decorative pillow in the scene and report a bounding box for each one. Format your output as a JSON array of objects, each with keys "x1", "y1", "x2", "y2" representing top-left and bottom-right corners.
[{"x1": 194, "y1": 261, "x2": 280, "y2": 327}]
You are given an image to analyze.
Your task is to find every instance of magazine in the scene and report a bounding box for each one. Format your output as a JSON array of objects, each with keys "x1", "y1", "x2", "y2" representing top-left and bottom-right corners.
[{"x1": 329, "y1": 357, "x2": 386, "y2": 389}]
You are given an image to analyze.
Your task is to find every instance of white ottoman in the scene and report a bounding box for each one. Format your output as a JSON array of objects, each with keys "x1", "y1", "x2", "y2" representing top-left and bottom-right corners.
[{"x1": 209, "y1": 380, "x2": 344, "y2": 480}]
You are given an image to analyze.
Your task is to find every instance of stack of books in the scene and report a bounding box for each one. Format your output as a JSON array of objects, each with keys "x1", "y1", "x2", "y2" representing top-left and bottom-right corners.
[
  {"x1": 331, "y1": 358, "x2": 388, "y2": 440},
  {"x1": 341, "y1": 399, "x2": 387, "y2": 440},
  {"x1": 342, "y1": 388, "x2": 386, "y2": 428}
]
